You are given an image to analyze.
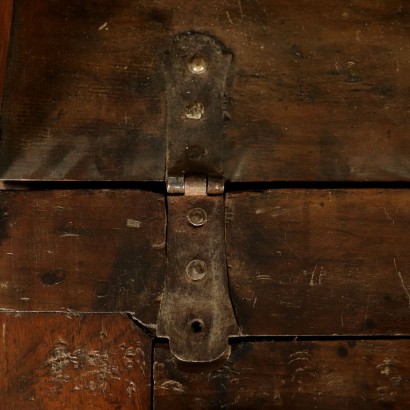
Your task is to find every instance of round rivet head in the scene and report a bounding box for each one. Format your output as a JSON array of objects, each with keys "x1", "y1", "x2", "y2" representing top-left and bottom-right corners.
[
  {"x1": 186, "y1": 145, "x2": 205, "y2": 161},
  {"x1": 188, "y1": 56, "x2": 207, "y2": 74},
  {"x1": 186, "y1": 259, "x2": 207, "y2": 281},
  {"x1": 185, "y1": 101, "x2": 204, "y2": 120},
  {"x1": 188, "y1": 208, "x2": 207, "y2": 227}
]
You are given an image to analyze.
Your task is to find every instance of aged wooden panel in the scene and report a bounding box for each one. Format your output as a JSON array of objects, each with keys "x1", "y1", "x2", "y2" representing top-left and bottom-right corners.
[
  {"x1": 0, "y1": 0, "x2": 13, "y2": 106},
  {"x1": 0, "y1": 190, "x2": 165, "y2": 324},
  {"x1": 154, "y1": 340, "x2": 410, "y2": 409},
  {"x1": 2, "y1": 0, "x2": 410, "y2": 181},
  {"x1": 226, "y1": 189, "x2": 410, "y2": 336},
  {"x1": 0, "y1": 313, "x2": 151, "y2": 409}
]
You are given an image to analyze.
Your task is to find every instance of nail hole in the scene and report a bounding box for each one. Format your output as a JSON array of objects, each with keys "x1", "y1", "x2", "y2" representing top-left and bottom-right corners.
[
  {"x1": 190, "y1": 319, "x2": 204, "y2": 333},
  {"x1": 41, "y1": 269, "x2": 66, "y2": 286},
  {"x1": 186, "y1": 145, "x2": 205, "y2": 161}
]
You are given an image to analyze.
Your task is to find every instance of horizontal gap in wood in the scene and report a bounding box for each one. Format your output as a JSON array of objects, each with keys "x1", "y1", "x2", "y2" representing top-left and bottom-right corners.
[
  {"x1": 154, "y1": 335, "x2": 410, "y2": 346},
  {"x1": 4, "y1": 180, "x2": 410, "y2": 192},
  {"x1": 225, "y1": 181, "x2": 410, "y2": 191},
  {"x1": 2, "y1": 311, "x2": 409, "y2": 343},
  {"x1": 0, "y1": 180, "x2": 166, "y2": 192},
  {"x1": 229, "y1": 335, "x2": 410, "y2": 343}
]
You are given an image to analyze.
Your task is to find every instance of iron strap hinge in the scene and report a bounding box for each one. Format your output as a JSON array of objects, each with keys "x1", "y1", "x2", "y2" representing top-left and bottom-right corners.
[{"x1": 157, "y1": 32, "x2": 239, "y2": 363}]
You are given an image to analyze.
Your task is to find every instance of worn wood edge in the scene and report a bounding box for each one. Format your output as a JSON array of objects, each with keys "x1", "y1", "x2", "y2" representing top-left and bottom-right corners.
[{"x1": 0, "y1": 0, "x2": 13, "y2": 109}]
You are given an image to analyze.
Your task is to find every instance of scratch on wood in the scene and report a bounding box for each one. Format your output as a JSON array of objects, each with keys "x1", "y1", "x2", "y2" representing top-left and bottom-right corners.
[
  {"x1": 98, "y1": 22, "x2": 109, "y2": 31},
  {"x1": 127, "y1": 381, "x2": 136, "y2": 397},
  {"x1": 289, "y1": 351, "x2": 312, "y2": 360},
  {"x1": 280, "y1": 301, "x2": 301, "y2": 309},
  {"x1": 289, "y1": 351, "x2": 318, "y2": 384},
  {"x1": 394, "y1": 258, "x2": 410, "y2": 308},
  {"x1": 159, "y1": 380, "x2": 186, "y2": 393},
  {"x1": 238, "y1": 0, "x2": 244, "y2": 20},
  {"x1": 288, "y1": 357, "x2": 311, "y2": 365},
  {"x1": 44, "y1": 340, "x2": 144, "y2": 394},
  {"x1": 0, "y1": 282, "x2": 8, "y2": 289},
  {"x1": 256, "y1": 274, "x2": 272, "y2": 281},
  {"x1": 152, "y1": 241, "x2": 166, "y2": 249},
  {"x1": 377, "y1": 358, "x2": 393, "y2": 376},
  {"x1": 364, "y1": 294, "x2": 370, "y2": 321},
  {"x1": 226, "y1": 11, "x2": 234, "y2": 24},
  {"x1": 126, "y1": 219, "x2": 141, "y2": 228},
  {"x1": 309, "y1": 265, "x2": 317, "y2": 286},
  {"x1": 384, "y1": 207, "x2": 395, "y2": 224}
]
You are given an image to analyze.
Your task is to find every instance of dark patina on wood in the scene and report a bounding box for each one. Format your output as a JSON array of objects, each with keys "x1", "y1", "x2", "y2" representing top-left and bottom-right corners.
[
  {"x1": 2, "y1": 0, "x2": 410, "y2": 181},
  {"x1": 0, "y1": 0, "x2": 13, "y2": 107},
  {"x1": 226, "y1": 189, "x2": 410, "y2": 336},
  {"x1": 0, "y1": 190, "x2": 165, "y2": 324},
  {"x1": 1, "y1": 0, "x2": 410, "y2": 407},
  {"x1": 154, "y1": 340, "x2": 410, "y2": 409}
]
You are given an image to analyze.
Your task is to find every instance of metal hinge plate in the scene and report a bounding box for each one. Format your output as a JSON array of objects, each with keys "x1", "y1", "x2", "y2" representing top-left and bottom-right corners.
[
  {"x1": 157, "y1": 33, "x2": 239, "y2": 363},
  {"x1": 157, "y1": 192, "x2": 239, "y2": 362}
]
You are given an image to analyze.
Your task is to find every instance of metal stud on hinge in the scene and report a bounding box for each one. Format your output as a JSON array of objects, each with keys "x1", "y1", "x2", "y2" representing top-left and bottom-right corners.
[{"x1": 157, "y1": 33, "x2": 240, "y2": 363}]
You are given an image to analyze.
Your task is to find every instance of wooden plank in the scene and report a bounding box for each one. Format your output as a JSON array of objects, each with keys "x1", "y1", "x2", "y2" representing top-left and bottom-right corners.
[
  {"x1": 226, "y1": 189, "x2": 410, "y2": 336},
  {"x1": 0, "y1": 190, "x2": 165, "y2": 325},
  {"x1": 2, "y1": 0, "x2": 410, "y2": 181},
  {"x1": 0, "y1": 313, "x2": 151, "y2": 409},
  {"x1": 0, "y1": 0, "x2": 13, "y2": 106},
  {"x1": 154, "y1": 340, "x2": 410, "y2": 409}
]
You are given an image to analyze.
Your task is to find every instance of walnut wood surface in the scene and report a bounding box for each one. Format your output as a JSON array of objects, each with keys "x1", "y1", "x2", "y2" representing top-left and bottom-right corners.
[
  {"x1": 226, "y1": 189, "x2": 410, "y2": 336},
  {"x1": 2, "y1": 0, "x2": 410, "y2": 181},
  {"x1": 0, "y1": 313, "x2": 151, "y2": 409},
  {"x1": 0, "y1": 0, "x2": 13, "y2": 107},
  {"x1": 154, "y1": 340, "x2": 410, "y2": 409},
  {"x1": 0, "y1": 190, "x2": 165, "y2": 324}
]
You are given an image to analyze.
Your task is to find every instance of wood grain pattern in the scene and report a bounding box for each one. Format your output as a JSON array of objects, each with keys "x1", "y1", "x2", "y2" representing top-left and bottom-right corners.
[
  {"x1": 154, "y1": 340, "x2": 410, "y2": 409},
  {"x1": 0, "y1": 0, "x2": 13, "y2": 107},
  {"x1": 0, "y1": 313, "x2": 151, "y2": 409},
  {"x1": 0, "y1": 190, "x2": 165, "y2": 324},
  {"x1": 2, "y1": 0, "x2": 410, "y2": 181},
  {"x1": 226, "y1": 189, "x2": 410, "y2": 336}
]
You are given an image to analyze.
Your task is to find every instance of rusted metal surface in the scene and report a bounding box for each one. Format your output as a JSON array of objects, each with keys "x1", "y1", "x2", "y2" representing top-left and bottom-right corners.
[
  {"x1": 157, "y1": 194, "x2": 239, "y2": 363},
  {"x1": 159, "y1": 33, "x2": 238, "y2": 363}
]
